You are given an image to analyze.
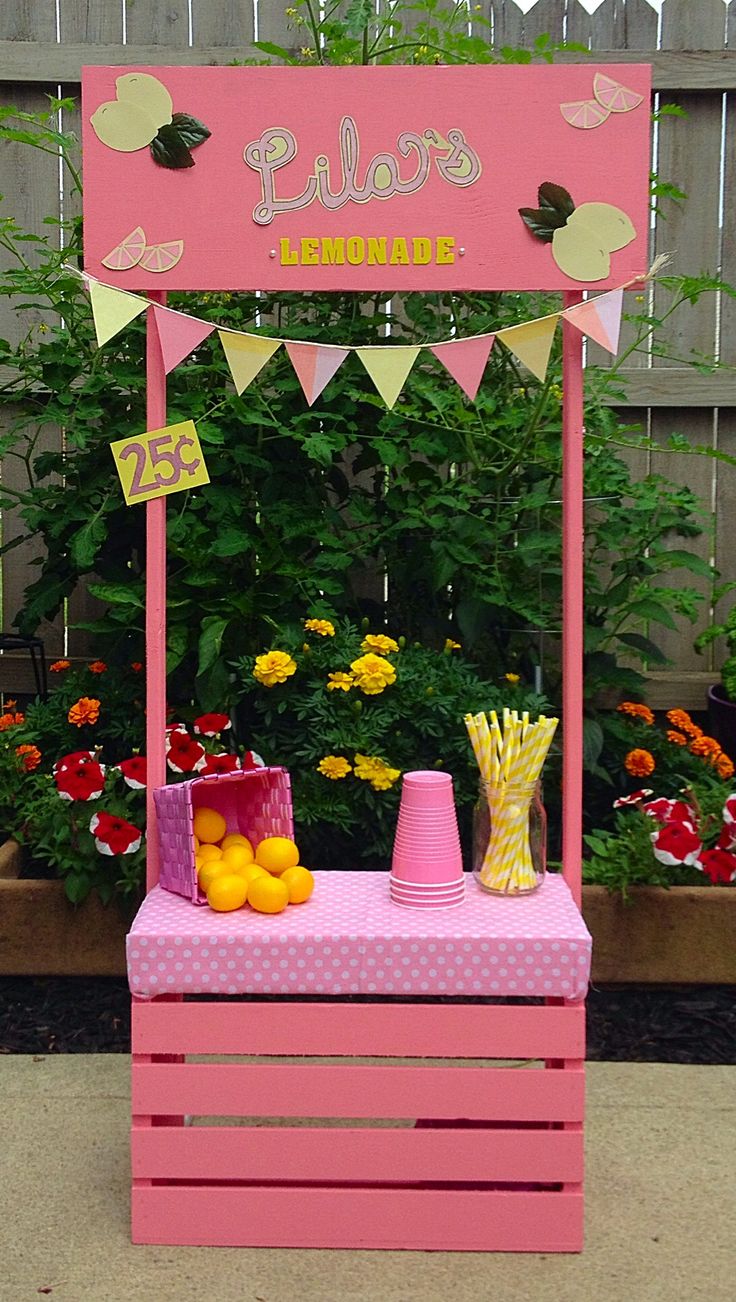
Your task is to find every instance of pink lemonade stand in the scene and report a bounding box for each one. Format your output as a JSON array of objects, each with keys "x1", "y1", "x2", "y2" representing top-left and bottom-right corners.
[{"x1": 80, "y1": 62, "x2": 651, "y2": 1251}]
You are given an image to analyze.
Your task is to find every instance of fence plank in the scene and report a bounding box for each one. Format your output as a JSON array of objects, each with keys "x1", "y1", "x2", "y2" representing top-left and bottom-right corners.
[
  {"x1": 191, "y1": 0, "x2": 254, "y2": 48},
  {"x1": 566, "y1": 0, "x2": 625, "y2": 49}
]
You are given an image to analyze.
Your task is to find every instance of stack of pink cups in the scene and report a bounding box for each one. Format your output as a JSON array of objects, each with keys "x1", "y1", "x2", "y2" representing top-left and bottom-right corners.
[{"x1": 390, "y1": 770, "x2": 465, "y2": 909}]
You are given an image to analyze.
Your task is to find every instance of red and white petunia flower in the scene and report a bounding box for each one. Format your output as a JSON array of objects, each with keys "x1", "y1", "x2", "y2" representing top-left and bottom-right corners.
[
  {"x1": 193, "y1": 712, "x2": 231, "y2": 737},
  {"x1": 613, "y1": 789, "x2": 653, "y2": 809},
  {"x1": 201, "y1": 752, "x2": 240, "y2": 776},
  {"x1": 55, "y1": 759, "x2": 106, "y2": 803},
  {"x1": 166, "y1": 728, "x2": 205, "y2": 774},
  {"x1": 54, "y1": 750, "x2": 97, "y2": 775},
  {"x1": 241, "y1": 749, "x2": 265, "y2": 770},
  {"x1": 721, "y1": 794, "x2": 736, "y2": 830},
  {"x1": 697, "y1": 847, "x2": 736, "y2": 885},
  {"x1": 651, "y1": 822, "x2": 702, "y2": 867},
  {"x1": 89, "y1": 810, "x2": 143, "y2": 856},
  {"x1": 117, "y1": 756, "x2": 147, "y2": 789},
  {"x1": 642, "y1": 797, "x2": 696, "y2": 829}
]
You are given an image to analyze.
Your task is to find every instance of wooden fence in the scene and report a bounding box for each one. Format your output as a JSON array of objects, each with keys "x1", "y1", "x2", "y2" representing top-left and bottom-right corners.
[{"x1": 1, "y1": 0, "x2": 735, "y2": 706}]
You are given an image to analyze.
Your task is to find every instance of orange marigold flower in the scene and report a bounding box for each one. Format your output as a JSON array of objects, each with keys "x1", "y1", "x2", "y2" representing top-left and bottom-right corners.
[
  {"x1": 689, "y1": 735, "x2": 721, "y2": 759},
  {"x1": 68, "y1": 697, "x2": 100, "y2": 728},
  {"x1": 0, "y1": 711, "x2": 25, "y2": 731},
  {"x1": 666, "y1": 708, "x2": 702, "y2": 738},
  {"x1": 667, "y1": 729, "x2": 688, "y2": 747},
  {"x1": 50, "y1": 659, "x2": 71, "y2": 672},
  {"x1": 717, "y1": 753, "x2": 735, "y2": 780},
  {"x1": 88, "y1": 660, "x2": 107, "y2": 674},
  {"x1": 15, "y1": 743, "x2": 41, "y2": 772},
  {"x1": 4, "y1": 699, "x2": 17, "y2": 710},
  {"x1": 616, "y1": 701, "x2": 655, "y2": 725},
  {"x1": 624, "y1": 748, "x2": 655, "y2": 778}
]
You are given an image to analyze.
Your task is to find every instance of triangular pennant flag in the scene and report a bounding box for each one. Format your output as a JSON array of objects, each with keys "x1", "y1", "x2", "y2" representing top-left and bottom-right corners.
[
  {"x1": 356, "y1": 345, "x2": 420, "y2": 409},
  {"x1": 218, "y1": 330, "x2": 282, "y2": 394},
  {"x1": 429, "y1": 335, "x2": 495, "y2": 401},
  {"x1": 495, "y1": 315, "x2": 559, "y2": 382},
  {"x1": 88, "y1": 280, "x2": 147, "y2": 348},
  {"x1": 285, "y1": 341, "x2": 349, "y2": 406},
  {"x1": 152, "y1": 305, "x2": 215, "y2": 374},
  {"x1": 563, "y1": 288, "x2": 623, "y2": 354}
]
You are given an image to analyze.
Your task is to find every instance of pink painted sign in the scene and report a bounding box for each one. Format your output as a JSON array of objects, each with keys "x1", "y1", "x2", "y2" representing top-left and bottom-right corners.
[{"x1": 81, "y1": 64, "x2": 651, "y2": 293}]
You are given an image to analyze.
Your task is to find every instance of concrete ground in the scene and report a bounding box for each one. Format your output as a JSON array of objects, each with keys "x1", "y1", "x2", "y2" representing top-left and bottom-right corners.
[{"x1": 0, "y1": 1059, "x2": 733, "y2": 1302}]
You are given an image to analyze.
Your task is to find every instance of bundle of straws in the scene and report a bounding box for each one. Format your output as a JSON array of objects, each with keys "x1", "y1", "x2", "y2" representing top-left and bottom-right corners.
[{"x1": 464, "y1": 708, "x2": 559, "y2": 893}]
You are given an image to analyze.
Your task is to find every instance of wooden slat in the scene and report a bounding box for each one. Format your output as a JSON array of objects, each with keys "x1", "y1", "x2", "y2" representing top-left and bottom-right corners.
[
  {"x1": 132, "y1": 999, "x2": 585, "y2": 1059},
  {"x1": 642, "y1": 670, "x2": 712, "y2": 712},
  {"x1": 132, "y1": 1184, "x2": 584, "y2": 1250},
  {"x1": 0, "y1": 43, "x2": 733, "y2": 90},
  {"x1": 132, "y1": 1122, "x2": 584, "y2": 1184},
  {"x1": 602, "y1": 370, "x2": 736, "y2": 408},
  {"x1": 132, "y1": 1061, "x2": 585, "y2": 1121}
]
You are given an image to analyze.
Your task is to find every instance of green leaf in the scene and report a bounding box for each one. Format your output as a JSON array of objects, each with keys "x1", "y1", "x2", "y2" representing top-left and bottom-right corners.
[
  {"x1": 87, "y1": 581, "x2": 143, "y2": 608},
  {"x1": 626, "y1": 598, "x2": 678, "y2": 630},
  {"x1": 150, "y1": 125, "x2": 194, "y2": 169},
  {"x1": 64, "y1": 871, "x2": 90, "y2": 904},
  {"x1": 659, "y1": 549, "x2": 714, "y2": 578},
  {"x1": 518, "y1": 207, "x2": 565, "y2": 243},
  {"x1": 538, "y1": 182, "x2": 575, "y2": 218},
  {"x1": 197, "y1": 615, "x2": 228, "y2": 676},
  {"x1": 170, "y1": 112, "x2": 211, "y2": 149},
  {"x1": 616, "y1": 632, "x2": 669, "y2": 665},
  {"x1": 69, "y1": 515, "x2": 106, "y2": 569},
  {"x1": 252, "y1": 39, "x2": 294, "y2": 61},
  {"x1": 583, "y1": 716, "x2": 604, "y2": 770}
]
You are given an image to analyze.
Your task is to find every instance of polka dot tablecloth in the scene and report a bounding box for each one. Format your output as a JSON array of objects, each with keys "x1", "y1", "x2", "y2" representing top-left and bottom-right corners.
[{"x1": 127, "y1": 872, "x2": 591, "y2": 1001}]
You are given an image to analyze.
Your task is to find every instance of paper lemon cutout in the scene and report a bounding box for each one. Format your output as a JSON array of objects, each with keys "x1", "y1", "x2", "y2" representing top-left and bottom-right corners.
[
  {"x1": 101, "y1": 226, "x2": 147, "y2": 271},
  {"x1": 560, "y1": 73, "x2": 644, "y2": 129},
  {"x1": 519, "y1": 182, "x2": 636, "y2": 283},
  {"x1": 90, "y1": 73, "x2": 210, "y2": 169},
  {"x1": 139, "y1": 240, "x2": 185, "y2": 273}
]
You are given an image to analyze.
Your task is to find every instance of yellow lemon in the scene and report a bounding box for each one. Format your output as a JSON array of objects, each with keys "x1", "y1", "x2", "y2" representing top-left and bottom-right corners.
[
  {"x1": 220, "y1": 845, "x2": 255, "y2": 874},
  {"x1": 193, "y1": 806, "x2": 227, "y2": 844},
  {"x1": 197, "y1": 860, "x2": 229, "y2": 893},
  {"x1": 115, "y1": 72, "x2": 173, "y2": 130},
  {"x1": 235, "y1": 863, "x2": 269, "y2": 888},
  {"x1": 193, "y1": 835, "x2": 200, "y2": 850},
  {"x1": 568, "y1": 202, "x2": 636, "y2": 253},
  {"x1": 551, "y1": 223, "x2": 610, "y2": 282},
  {"x1": 90, "y1": 100, "x2": 158, "y2": 152},
  {"x1": 247, "y1": 874, "x2": 289, "y2": 914},
  {"x1": 207, "y1": 874, "x2": 248, "y2": 912},
  {"x1": 197, "y1": 843, "x2": 222, "y2": 864},
  {"x1": 220, "y1": 833, "x2": 254, "y2": 854},
  {"x1": 280, "y1": 866, "x2": 315, "y2": 904},
  {"x1": 255, "y1": 836, "x2": 300, "y2": 876}
]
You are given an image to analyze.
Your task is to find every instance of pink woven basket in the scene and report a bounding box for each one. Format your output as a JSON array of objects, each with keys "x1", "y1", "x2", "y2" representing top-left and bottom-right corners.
[{"x1": 154, "y1": 767, "x2": 293, "y2": 904}]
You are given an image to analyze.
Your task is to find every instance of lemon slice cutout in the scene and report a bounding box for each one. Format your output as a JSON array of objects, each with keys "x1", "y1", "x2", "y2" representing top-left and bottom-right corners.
[
  {"x1": 138, "y1": 240, "x2": 185, "y2": 273},
  {"x1": 101, "y1": 226, "x2": 147, "y2": 271},
  {"x1": 560, "y1": 99, "x2": 609, "y2": 130}
]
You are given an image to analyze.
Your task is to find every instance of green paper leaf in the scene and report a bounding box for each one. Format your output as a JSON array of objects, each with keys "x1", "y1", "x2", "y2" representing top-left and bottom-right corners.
[
  {"x1": 170, "y1": 112, "x2": 211, "y2": 149},
  {"x1": 150, "y1": 125, "x2": 195, "y2": 169},
  {"x1": 538, "y1": 181, "x2": 575, "y2": 218}
]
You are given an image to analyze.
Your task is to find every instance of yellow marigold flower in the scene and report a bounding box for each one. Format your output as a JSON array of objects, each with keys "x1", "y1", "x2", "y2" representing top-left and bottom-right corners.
[
  {"x1": 15, "y1": 743, "x2": 41, "y2": 772},
  {"x1": 50, "y1": 659, "x2": 70, "y2": 672},
  {"x1": 253, "y1": 650, "x2": 297, "y2": 688},
  {"x1": 717, "y1": 753, "x2": 735, "y2": 780},
  {"x1": 617, "y1": 701, "x2": 655, "y2": 725},
  {"x1": 689, "y1": 734, "x2": 721, "y2": 759},
  {"x1": 354, "y1": 753, "x2": 401, "y2": 791},
  {"x1": 317, "y1": 755, "x2": 352, "y2": 780},
  {"x1": 445, "y1": 638, "x2": 462, "y2": 651},
  {"x1": 305, "y1": 618, "x2": 335, "y2": 637},
  {"x1": 350, "y1": 653, "x2": 396, "y2": 696},
  {"x1": 505, "y1": 672, "x2": 520, "y2": 685},
  {"x1": 68, "y1": 697, "x2": 100, "y2": 728},
  {"x1": 667, "y1": 729, "x2": 688, "y2": 746},
  {"x1": 361, "y1": 633, "x2": 399, "y2": 654},
  {"x1": 624, "y1": 748, "x2": 655, "y2": 778},
  {"x1": 327, "y1": 671, "x2": 353, "y2": 692}
]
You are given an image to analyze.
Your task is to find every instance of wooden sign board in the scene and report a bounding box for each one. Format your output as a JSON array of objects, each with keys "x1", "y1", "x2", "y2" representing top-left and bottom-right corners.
[{"x1": 81, "y1": 64, "x2": 651, "y2": 293}]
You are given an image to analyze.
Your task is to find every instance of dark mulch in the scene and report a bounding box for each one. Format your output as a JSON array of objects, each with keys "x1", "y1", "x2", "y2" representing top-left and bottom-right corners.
[{"x1": 0, "y1": 977, "x2": 734, "y2": 1062}]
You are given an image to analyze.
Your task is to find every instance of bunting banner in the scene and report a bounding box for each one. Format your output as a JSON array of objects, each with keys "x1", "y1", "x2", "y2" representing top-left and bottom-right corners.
[
  {"x1": 151, "y1": 305, "x2": 215, "y2": 374},
  {"x1": 78, "y1": 268, "x2": 636, "y2": 409}
]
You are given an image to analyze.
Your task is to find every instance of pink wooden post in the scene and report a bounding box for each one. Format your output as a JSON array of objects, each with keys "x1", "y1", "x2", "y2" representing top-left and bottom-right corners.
[
  {"x1": 561, "y1": 292, "x2": 584, "y2": 908},
  {"x1": 145, "y1": 293, "x2": 167, "y2": 892}
]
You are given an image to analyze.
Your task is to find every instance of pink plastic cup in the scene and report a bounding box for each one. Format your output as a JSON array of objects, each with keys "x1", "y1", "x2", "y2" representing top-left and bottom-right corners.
[
  {"x1": 389, "y1": 873, "x2": 466, "y2": 891},
  {"x1": 390, "y1": 891, "x2": 465, "y2": 910},
  {"x1": 390, "y1": 884, "x2": 465, "y2": 903},
  {"x1": 390, "y1": 769, "x2": 464, "y2": 885},
  {"x1": 398, "y1": 770, "x2": 456, "y2": 810}
]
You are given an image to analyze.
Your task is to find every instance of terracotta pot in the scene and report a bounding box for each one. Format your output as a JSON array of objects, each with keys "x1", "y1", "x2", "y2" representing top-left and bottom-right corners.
[{"x1": 707, "y1": 683, "x2": 736, "y2": 762}]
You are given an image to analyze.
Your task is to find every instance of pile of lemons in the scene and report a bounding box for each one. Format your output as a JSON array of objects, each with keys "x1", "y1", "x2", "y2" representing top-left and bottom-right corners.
[{"x1": 193, "y1": 806, "x2": 314, "y2": 914}]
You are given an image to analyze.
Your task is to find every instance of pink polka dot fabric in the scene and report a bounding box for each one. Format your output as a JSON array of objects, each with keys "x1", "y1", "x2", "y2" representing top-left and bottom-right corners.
[{"x1": 127, "y1": 871, "x2": 591, "y2": 1001}]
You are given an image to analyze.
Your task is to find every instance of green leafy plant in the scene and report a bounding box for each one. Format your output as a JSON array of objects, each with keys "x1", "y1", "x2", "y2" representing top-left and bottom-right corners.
[
  {"x1": 233, "y1": 614, "x2": 549, "y2": 869},
  {"x1": 694, "y1": 586, "x2": 736, "y2": 701}
]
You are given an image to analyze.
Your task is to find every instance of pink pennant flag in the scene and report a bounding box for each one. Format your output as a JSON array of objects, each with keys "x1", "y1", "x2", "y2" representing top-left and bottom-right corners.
[
  {"x1": 285, "y1": 341, "x2": 349, "y2": 406},
  {"x1": 152, "y1": 304, "x2": 215, "y2": 374},
  {"x1": 564, "y1": 288, "x2": 624, "y2": 355},
  {"x1": 429, "y1": 335, "x2": 495, "y2": 400}
]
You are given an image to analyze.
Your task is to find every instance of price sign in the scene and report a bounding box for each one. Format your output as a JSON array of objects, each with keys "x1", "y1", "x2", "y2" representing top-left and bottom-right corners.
[{"x1": 111, "y1": 420, "x2": 209, "y2": 505}]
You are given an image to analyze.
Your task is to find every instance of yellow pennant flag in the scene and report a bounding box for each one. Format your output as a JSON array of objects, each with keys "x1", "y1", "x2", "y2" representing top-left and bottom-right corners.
[
  {"x1": 88, "y1": 280, "x2": 147, "y2": 348},
  {"x1": 218, "y1": 331, "x2": 282, "y2": 394},
  {"x1": 495, "y1": 315, "x2": 560, "y2": 383},
  {"x1": 356, "y1": 345, "x2": 420, "y2": 409}
]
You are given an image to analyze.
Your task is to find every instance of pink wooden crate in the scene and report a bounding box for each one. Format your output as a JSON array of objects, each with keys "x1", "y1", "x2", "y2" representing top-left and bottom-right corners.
[{"x1": 153, "y1": 767, "x2": 293, "y2": 905}]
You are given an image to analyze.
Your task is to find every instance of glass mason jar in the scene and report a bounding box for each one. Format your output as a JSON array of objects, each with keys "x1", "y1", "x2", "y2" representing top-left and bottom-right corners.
[{"x1": 472, "y1": 778, "x2": 547, "y2": 895}]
